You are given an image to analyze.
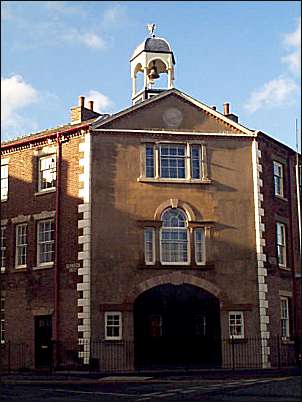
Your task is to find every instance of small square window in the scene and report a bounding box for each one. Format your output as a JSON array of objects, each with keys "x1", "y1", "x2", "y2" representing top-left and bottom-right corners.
[
  {"x1": 105, "y1": 312, "x2": 122, "y2": 340},
  {"x1": 229, "y1": 311, "x2": 244, "y2": 339}
]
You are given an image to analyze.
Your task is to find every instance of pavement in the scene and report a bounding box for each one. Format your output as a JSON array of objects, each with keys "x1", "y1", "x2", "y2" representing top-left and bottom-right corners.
[
  {"x1": 1, "y1": 366, "x2": 300, "y2": 384},
  {"x1": 1, "y1": 372, "x2": 301, "y2": 402}
]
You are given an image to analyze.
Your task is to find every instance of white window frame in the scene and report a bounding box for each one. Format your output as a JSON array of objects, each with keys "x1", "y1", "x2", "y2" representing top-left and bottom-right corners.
[
  {"x1": 105, "y1": 312, "x2": 122, "y2": 340},
  {"x1": 273, "y1": 161, "x2": 284, "y2": 197},
  {"x1": 144, "y1": 227, "x2": 155, "y2": 265},
  {"x1": 1, "y1": 160, "x2": 8, "y2": 202},
  {"x1": 37, "y1": 219, "x2": 55, "y2": 267},
  {"x1": 0, "y1": 296, "x2": 4, "y2": 344},
  {"x1": 280, "y1": 297, "x2": 290, "y2": 339},
  {"x1": 145, "y1": 143, "x2": 155, "y2": 178},
  {"x1": 15, "y1": 223, "x2": 27, "y2": 268},
  {"x1": 229, "y1": 311, "x2": 244, "y2": 339},
  {"x1": 160, "y1": 208, "x2": 190, "y2": 265},
  {"x1": 194, "y1": 228, "x2": 206, "y2": 265},
  {"x1": 38, "y1": 154, "x2": 56, "y2": 192},
  {"x1": 142, "y1": 142, "x2": 208, "y2": 182},
  {"x1": 159, "y1": 143, "x2": 186, "y2": 179},
  {"x1": 191, "y1": 144, "x2": 202, "y2": 180},
  {"x1": 1, "y1": 226, "x2": 6, "y2": 272},
  {"x1": 276, "y1": 222, "x2": 287, "y2": 267}
]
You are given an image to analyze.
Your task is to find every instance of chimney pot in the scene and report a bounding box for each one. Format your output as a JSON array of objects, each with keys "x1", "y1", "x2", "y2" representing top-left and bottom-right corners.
[
  {"x1": 223, "y1": 102, "x2": 230, "y2": 115},
  {"x1": 79, "y1": 96, "x2": 85, "y2": 108},
  {"x1": 212, "y1": 106, "x2": 217, "y2": 111},
  {"x1": 88, "y1": 100, "x2": 94, "y2": 111}
]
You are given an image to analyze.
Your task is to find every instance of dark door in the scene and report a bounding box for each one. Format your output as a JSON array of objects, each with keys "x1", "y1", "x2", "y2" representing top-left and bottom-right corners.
[
  {"x1": 35, "y1": 315, "x2": 52, "y2": 368},
  {"x1": 134, "y1": 284, "x2": 221, "y2": 368}
]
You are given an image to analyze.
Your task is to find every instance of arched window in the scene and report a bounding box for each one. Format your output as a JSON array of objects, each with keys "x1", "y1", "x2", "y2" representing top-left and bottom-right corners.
[{"x1": 160, "y1": 208, "x2": 189, "y2": 264}]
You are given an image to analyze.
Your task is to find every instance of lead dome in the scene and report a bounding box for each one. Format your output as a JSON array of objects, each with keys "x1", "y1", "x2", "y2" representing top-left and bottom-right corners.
[{"x1": 130, "y1": 30, "x2": 176, "y2": 104}]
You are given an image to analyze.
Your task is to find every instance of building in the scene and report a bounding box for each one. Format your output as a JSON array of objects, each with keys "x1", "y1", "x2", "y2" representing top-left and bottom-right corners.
[{"x1": 1, "y1": 30, "x2": 301, "y2": 371}]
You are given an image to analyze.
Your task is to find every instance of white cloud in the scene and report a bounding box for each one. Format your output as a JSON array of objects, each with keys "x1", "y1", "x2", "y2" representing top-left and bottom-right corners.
[
  {"x1": 84, "y1": 90, "x2": 114, "y2": 113},
  {"x1": 44, "y1": 1, "x2": 84, "y2": 15},
  {"x1": 1, "y1": 74, "x2": 39, "y2": 128},
  {"x1": 283, "y1": 18, "x2": 301, "y2": 48},
  {"x1": 102, "y1": 4, "x2": 128, "y2": 26},
  {"x1": 80, "y1": 33, "x2": 106, "y2": 49},
  {"x1": 245, "y1": 77, "x2": 298, "y2": 113},
  {"x1": 282, "y1": 18, "x2": 301, "y2": 75},
  {"x1": 245, "y1": 18, "x2": 300, "y2": 114}
]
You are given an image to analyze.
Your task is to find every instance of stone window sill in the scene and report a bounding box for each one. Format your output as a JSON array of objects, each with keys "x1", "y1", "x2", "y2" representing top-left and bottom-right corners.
[
  {"x1": 278, "y1": 265, "x2": 291, "y2": 272},
  {"x1": 35, "y1": 188, "x2": 56, "y2": 196},
  {"x1": 274, "y1": 194, "x2": 288, "y2": 202},
  {"x1": 33, "y1": 262, "x2": 54, "y2": 270},
  {"x1": 138, "y1": 263, "x2": 214, "y2": 270},
  {"x1": 137, "y1": 177, "x2": 211, "y2": 184}
]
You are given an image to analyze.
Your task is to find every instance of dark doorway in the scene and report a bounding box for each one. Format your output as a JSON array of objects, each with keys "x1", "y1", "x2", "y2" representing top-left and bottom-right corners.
[
  {"x1": 134, "y1": 284, "x2": 221, "y2": 368},
  {"x1": 35, "y1": 315, "x2": 52, "y2": 368}
]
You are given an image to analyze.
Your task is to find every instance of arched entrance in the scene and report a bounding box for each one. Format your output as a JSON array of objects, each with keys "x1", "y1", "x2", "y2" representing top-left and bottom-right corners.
[{"x1": 134, "y1": 283, "x2": 221, "y2": 368}]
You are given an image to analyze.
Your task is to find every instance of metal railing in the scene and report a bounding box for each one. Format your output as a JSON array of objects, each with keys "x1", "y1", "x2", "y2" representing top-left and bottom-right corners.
[{"x1": 1, "y1": 336, "x2": 300, "y2": 373}]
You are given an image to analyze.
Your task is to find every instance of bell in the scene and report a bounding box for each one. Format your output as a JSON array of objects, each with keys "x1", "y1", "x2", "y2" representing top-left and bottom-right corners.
[{"x1": 148, "y1": 62, "x2": 160, "y2": 80}]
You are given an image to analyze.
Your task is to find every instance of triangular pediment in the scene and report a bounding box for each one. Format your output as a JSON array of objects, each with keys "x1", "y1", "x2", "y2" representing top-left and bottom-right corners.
[{"x1": 92, "y1": 89, "x2": 254, "y2": 136}]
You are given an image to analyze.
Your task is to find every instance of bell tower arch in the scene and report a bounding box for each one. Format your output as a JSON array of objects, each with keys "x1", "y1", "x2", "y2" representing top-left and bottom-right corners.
[{"x1": 130, "y1": 24, "x2": 175, "y2": 105}]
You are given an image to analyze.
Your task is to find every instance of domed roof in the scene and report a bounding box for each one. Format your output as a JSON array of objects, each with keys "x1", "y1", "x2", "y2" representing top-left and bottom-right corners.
[{"x1": 131, "y1": 36, "x2": 174, "y2": 61}]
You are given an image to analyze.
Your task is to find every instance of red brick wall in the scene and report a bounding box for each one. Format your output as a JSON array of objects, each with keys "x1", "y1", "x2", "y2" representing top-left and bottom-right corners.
[
  {"x1": 258, "y1": 135, "x2": 300, "y2": 337},
  {"x1": 1, "y1": 133, "x2": 84, "y2": 363}
]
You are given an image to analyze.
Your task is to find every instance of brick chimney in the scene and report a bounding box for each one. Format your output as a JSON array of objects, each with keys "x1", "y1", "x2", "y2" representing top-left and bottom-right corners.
[
  {"x1": 223, "y1": 102, "x2": 238, "y2": 123},
  {"x1": 70, "y1": 96, "x2": 100, "y2": 124}
]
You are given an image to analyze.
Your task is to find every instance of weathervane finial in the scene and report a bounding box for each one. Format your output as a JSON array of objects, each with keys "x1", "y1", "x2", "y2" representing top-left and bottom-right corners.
[{"x1": 147, "y1": 23, "x2": 156, "y2": 37}]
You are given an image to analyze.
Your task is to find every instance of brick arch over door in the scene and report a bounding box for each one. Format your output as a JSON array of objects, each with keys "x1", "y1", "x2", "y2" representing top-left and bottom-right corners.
[{"x1": 124, "y1": 272, "x2": 225, "y2": 304}]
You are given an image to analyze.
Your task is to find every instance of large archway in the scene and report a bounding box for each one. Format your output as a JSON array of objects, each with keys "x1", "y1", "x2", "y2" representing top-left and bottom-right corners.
[{"x1": 134, "y1": 283, "x2": 222, "y2": 368}]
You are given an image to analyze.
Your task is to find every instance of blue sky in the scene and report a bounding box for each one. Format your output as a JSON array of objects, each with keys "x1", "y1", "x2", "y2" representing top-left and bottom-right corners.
[{"x1": 1, "y1": 1, "x2": 301, "y2": 150}]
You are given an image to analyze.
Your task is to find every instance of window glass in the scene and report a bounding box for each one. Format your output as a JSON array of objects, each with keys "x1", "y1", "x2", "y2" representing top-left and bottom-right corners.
[
  {"x1": 145, "y1": 144, "x2": 155, "y2": 178},
  {"x1": 38, "y1": 220, "x2": 55, "y2": 265},
  {"x1": 16, "y1": 224, "x2": 27, "y2": 267},
  {"x1": 1, "y1": 227, "x2": 6, "y2": 270},
  {"x1": 161, "y1": 208, "x2": 189, "y2": 263},
  {"x1": 1, "y1": 163, "x2": 8, "y2": 201},
  {"x1": 276, "y1": 222, "x2": 286, "y2": 266},
  {"x1": 105, "y1": 312, "x2": 122, "y2": 340},
  {"x1": 194, "y1": 228, "x2": 205, "y2": 264},
  {"x1": 273, "y1": 161, "x2": 284, "y2": 197},
  {"x1": 39, "y1": 155, "x2": 56, "y2": 191},
  {"x1": 144, "y1": 227, "x2": 155, "y2": 264},
  {"x1": 160, "y1": 144, "x2": 186, "y2": 179},
  {"x1": 280, "y1": 297, "x2": 290, "y2": 338},
  {"x1": 191, "y1": 145, "x2": 201, "y2": 179},
  {"x1": 229, "y1": 312, "x2": 244, "y2": 338}
]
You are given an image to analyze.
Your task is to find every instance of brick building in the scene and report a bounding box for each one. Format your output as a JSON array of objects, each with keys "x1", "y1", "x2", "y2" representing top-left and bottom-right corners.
[{"x1": 1, "y1": 32, "x2": 301, "y2": 371}]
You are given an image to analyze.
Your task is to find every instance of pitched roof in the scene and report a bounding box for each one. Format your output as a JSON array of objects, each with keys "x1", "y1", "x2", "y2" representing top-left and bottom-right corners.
[{"x1": 91, "y1": 88, "x2": 255, "y2": 136}]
